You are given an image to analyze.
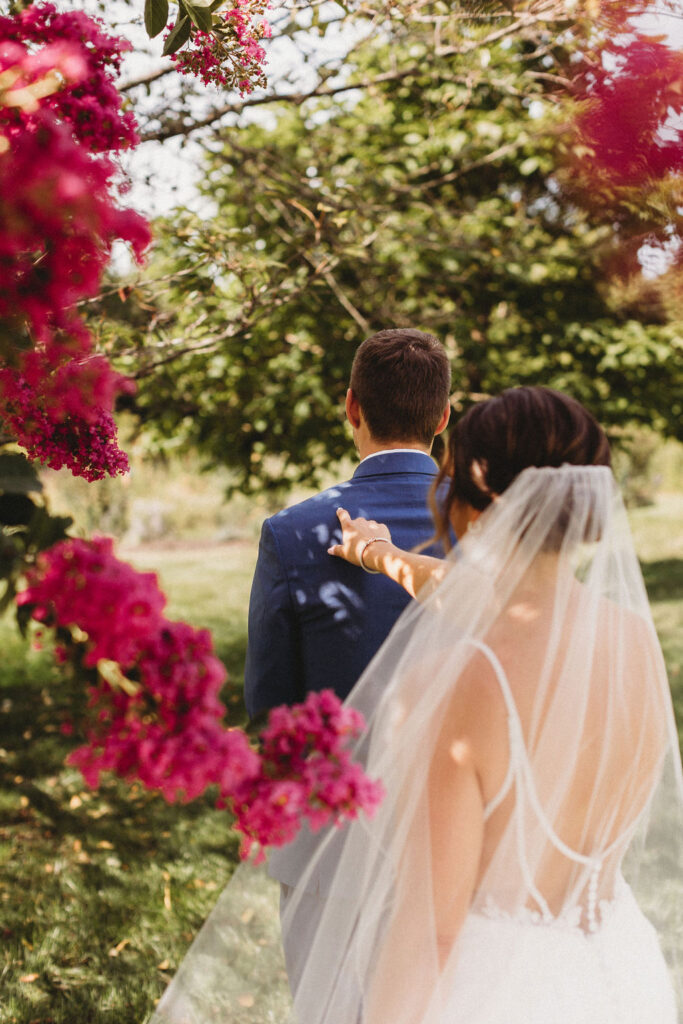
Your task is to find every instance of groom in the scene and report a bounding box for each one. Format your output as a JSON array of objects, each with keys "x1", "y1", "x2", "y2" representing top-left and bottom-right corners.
[
  {"x1": 244, "y1": 327, "x2": 451, "y2": 988},
  {"x1": 244, "y1": 327, "x2": 451, "y2": 718}
]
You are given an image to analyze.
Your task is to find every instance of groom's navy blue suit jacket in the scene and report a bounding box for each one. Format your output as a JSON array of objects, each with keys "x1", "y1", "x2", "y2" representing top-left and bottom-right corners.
[{"x1": 244, "y1": 450, "x2": 442, "y2": 720}]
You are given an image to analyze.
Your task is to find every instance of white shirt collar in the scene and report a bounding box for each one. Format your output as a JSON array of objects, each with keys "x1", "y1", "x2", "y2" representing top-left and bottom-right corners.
[{"x1": 360, "y1": 448, "x2": 434, "y2": 464}]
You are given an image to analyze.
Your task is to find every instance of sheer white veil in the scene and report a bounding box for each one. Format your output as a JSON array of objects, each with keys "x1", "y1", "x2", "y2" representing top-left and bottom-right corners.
[{"x1": 149, "y1": 464, "x2": 682, "y2": 1024}]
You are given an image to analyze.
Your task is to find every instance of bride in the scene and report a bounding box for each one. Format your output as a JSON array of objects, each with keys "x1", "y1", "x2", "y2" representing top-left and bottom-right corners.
[{"x1": 151, "y1": 387, "x2": 682, "y2": 1024}]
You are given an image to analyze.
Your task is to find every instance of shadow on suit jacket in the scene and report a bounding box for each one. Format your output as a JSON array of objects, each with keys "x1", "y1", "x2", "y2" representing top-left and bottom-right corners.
[{"x1": 243, "y1": 449, "x2": 447, "y2": 888}]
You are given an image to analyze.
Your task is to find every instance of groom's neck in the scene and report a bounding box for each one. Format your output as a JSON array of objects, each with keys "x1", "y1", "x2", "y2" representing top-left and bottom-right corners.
[{"x1": 357, "y1": 437, "x2": 432, "y2": 460}]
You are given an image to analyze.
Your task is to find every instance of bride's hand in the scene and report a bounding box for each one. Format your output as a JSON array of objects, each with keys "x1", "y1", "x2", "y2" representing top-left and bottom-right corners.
[{"x1": 327, "y1": 508, "x2": 392, "y2": 569}]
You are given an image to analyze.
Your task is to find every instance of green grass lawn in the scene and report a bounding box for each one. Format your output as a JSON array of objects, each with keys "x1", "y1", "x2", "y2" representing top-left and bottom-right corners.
[
  {"x1": 1, "y1": 497, "x2": 681, "y2": 1024},
  {"x1": 629, "y1": 493, "x2": 683, "y2": 746}
]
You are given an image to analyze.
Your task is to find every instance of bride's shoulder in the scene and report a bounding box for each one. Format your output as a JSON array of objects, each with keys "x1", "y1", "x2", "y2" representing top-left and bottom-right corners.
[{"x1": 441, "y1": 643, "x2": 511, "y2": 739}]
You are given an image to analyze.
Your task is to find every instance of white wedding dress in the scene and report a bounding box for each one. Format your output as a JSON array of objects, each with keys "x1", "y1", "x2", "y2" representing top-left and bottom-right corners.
[
  {"x1": 440, "y1": 645, "x2": 677, "y2": 1024},
  {"x1": 450, "y1": 892, "x2": 675, "y2": 1024},
  {"x1": 149, "y1": 467, "x2": 682, "y2": 1024}
]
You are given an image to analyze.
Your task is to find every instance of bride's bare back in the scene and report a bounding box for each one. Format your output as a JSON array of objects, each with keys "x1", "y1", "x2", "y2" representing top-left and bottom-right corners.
[{"x1": 443, "y1": 573, "x2": 669, "y2": 925}]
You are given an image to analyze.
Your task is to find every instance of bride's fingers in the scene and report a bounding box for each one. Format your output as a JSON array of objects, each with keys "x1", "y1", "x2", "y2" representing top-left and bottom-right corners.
[
  {"x1": 328, "y1": 508, "x2": 390, "y2": 561},
  {"x1": 337, "y1": 507, "x2": 373, "y2": 533},
  {"x1": 329, "y1": 509, "x2": 352, "y2": 558},
  {"x1": 329, "y1": 508, "x2": 363, "y2": 560},
  {"x1": 327, "y1": 541, "x2": 353, "y2": 559},
  {"x1": 328, "y1": 508, "x2": 346, "y2": 557}
]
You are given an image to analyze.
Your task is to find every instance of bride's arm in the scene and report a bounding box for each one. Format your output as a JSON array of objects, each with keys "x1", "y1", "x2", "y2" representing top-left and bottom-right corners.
[{"x1": 327, "y1": 507, "x2": 448, "y2": 599}]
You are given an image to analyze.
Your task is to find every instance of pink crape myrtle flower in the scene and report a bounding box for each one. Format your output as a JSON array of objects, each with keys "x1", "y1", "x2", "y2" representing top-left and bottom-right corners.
[
  {"x1": 170, "y1": 0, "x2": 270, "y2": 94},
  {"x1": 17, "y1": 536, "x2": 167, "y2": 666},
  {"x1": 17, "y1": 541, "x2": 384, "y2": 854},
  {"x1": 0, "y1": 3, "x2": 151, "y2": 480},
  {"x1": 230, "y1": 689, "x2": 384, "y2": 861},
  {"x1": 0, "y1": 113, "x2": 149, "y2": 340},
  {"x1": 0, "y1": 38, "x2": 87, "y2": 113},
  {"x1": 0, "y1": 353, "x2": 136, "y2": 479},
  {"x1": 0, "y1": 2, "x2": 138, "y2": 153}
]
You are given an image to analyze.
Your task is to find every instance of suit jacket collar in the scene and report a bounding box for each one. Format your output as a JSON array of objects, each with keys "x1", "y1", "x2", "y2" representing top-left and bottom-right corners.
[{"x1": 352, "y1": 449, "x2": 438, "y2": 480}]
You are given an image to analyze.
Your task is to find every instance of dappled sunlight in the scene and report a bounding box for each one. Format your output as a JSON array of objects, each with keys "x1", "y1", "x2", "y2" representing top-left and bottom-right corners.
[
  {"x1": 385, "y1": 550, "x2": 450, "y2": 601},
  {"x1": 316, "y1": 581, "x2": 364, "y2": 625},
  {"x1": 507, "y1": 600, "x2": 542, "y2": 625},
  {"x1": 312, "y1": 522, "x2": 332, "y2": 545}
]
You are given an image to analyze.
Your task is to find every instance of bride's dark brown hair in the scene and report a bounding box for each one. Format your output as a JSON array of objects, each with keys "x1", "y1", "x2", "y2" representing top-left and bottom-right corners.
[{"x1": 431, "y1": 387, "x2": 611, "y2": 550}]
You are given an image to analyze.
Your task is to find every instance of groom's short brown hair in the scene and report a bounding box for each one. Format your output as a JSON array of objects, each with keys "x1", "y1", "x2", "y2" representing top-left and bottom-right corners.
[{"x1": 349, "y1": 329, "x2": 451, "y2": 446}]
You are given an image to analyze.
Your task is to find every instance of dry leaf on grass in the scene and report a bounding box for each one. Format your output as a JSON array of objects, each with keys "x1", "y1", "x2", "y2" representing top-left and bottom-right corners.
[{"x1": 108, "y1": 939, "x2": 130, "y2": 957}]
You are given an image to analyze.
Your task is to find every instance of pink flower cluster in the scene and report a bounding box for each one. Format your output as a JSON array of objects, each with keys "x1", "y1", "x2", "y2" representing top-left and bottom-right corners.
[
  {"x1": 0, "y1": 2, "x2": 138, "y2": 152},
  {"x1": 230, "y1": 689, "x2": 385, "y2": 860},
  {"x1": 171, "y1": 0, "x2": 270, "y2": 95},
  {"x1": 19, "y1": 537, "x2": 167, "y2": 666},
  {"x1": 0, "y1": 332, "x2": 137, "y2": 482},
  {"x1": 573, "y1": 33, "x2": 683, "y2": 187},
  {"x1": 0, "y1": 3, "x2": 150, "y2": 480},
  {"x1": 17, "y1": 536, "x2": 257, "y2": 801},
  {"x1": 1, "y1": 391, "x2": 130, "y2": 481},
  {"x1": 68, "y1": 620, "x2": 259, "y2": 805},
  {"x1": 17, "y1": 539, "x2": 383, "y2": 852}
]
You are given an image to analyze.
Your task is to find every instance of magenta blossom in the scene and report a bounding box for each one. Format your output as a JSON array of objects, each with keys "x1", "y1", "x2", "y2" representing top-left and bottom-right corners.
[
  {"x1": 17, "y1": 540, "x2": 384, "y2": 853},
  {"x1": 231, "y1": 689, "x2": 384, "y2": 861},
  {"x1": 18, "y1": 537, "x2": 167, "y2": 665},
  {"x1": 0, "y1": 2, "x2": 138, "y2": 153},
  {"x1": 0, "y1": 3, "x2": 151, "y2": 479},
  {"x1": 170, "y1": 0, "x2": 269, "y2": 94}
]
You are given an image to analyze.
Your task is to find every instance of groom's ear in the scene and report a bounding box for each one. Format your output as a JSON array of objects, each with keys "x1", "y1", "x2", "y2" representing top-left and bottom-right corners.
[
  {"x1": 434, "y1": 404, "x2": 451, "y2": 436},
  {"x1": 346, "y1": 389, "x2": 362, "y2": 430}
]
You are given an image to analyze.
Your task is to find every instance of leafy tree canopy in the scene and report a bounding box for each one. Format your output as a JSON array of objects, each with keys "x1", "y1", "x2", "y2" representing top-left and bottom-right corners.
[{"x1": 96, "y1": 2, "x2": 683, "y2": 492}]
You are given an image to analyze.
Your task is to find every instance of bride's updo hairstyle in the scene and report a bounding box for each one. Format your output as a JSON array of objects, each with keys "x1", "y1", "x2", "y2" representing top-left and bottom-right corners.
[{"x1": 432, "y1": 386, "x2": 611, "y2": 550}]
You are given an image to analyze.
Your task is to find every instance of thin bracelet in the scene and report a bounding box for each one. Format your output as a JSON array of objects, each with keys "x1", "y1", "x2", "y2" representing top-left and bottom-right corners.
[{"x1": 359, "y1": 536, "x2": 391, "y2": 574}]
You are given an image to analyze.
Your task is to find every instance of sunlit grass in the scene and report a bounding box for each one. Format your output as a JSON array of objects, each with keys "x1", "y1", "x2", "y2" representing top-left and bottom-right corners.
[{"x1": 630, "y1": 493, "x2": 683, "y2": 745}]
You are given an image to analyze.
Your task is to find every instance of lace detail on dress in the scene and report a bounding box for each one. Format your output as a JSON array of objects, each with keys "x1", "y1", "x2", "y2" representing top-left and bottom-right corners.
[
  {"x1": 476, "y1": 882, "x2": 625, "y2": 938},
  {"x1": 478, "y1": 895, "x2": 583, "y2": 931},
  {"x1": 475, "y1": 888, "x2": 614, "y2": 937}
]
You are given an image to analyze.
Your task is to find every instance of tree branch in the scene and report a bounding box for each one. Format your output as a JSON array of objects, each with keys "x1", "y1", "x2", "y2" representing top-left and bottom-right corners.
[
  {"x1": 119, "y1": 65, "x2": 176, "y2": 92},
  {"x1": 322, "y1": 270, "x2": 372, "y2": 333},
  {"x1": 138, "y1": 3, "x2": 567, "y2": 143}
]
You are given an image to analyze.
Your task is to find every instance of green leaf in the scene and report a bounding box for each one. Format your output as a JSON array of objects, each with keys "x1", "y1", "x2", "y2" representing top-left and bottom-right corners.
[
  {"x1": 28, "y1": 507, "x2": 73, "y2": 551},
  {"x1": 0, "y1": 582, "x2": 17, "y2": 617},
  {"x1": 0, "y1": 319, "x2": 32, "y2": 357},
  {"x1": 0, "y1": 454, "x2": 42, "y2": 494},
  {"x1": 162, "y1": 14, "x2": 192, "y2": 55},
  {"x1": 15, "y1": 599, "x2": 33, "y2": 636},
  {"x1": 519, "y1": 157, "x2": 540, "y2": 176},
  {"x1": 144, "y1": 0, "x2": 169, "y2": 38},
  {"x1": 0, "y1": 536, "x2": 19, "y2": 578},
  {"x1": 184, "y1": 2, "x2": 213, "y2": 33},
  {"x1": 0, "y1": 493, "x2": 38, "y2": 527}
]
